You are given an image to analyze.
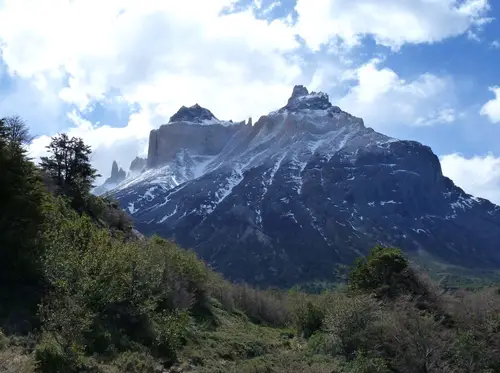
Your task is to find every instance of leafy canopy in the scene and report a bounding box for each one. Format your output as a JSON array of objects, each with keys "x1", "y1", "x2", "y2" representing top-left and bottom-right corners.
[{"x1": 348, "y1": 246, "x2": 410, "y2": 298}]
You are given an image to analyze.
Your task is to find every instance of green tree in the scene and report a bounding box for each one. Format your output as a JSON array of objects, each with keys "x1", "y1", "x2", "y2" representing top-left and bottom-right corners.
[
  {"x1": 2, "y1": 115, "x2": 35, "y2": 145},
  {"x1": 40, "y1": 134, "x2": 99, "y2": 210},
  {"x1": 0, "y1": 117, "x2": 46, "y2": 324},
  {"x1": 348, "y1": 246, "x2": 412, "y2": 298}
]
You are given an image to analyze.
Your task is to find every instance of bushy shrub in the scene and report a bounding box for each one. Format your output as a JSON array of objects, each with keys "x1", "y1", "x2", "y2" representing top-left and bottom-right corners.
[
  {"x1": 322, "y1": 294, "x2": 379, "y2": 358},
  {"x1": 449, "y1": 330, "x2": 489, "y2": 372},
  {"x1": 38, "y1": 200, "x2": 210, "y2": 367},
  {"x1": 343, "y1": 352, "x2": 391, "y2": 373},
  {"x1": 372, "y1": 298, "x2": 452, "y2": 373},
  {"x1": 306, "y1": 332, "x2": 336, "y2": 357},
  {"x1": 209, "y1": 275, "x2": 293, "y2": 327},
  {"x1": 84, "y1": 195, "x2": 133, "y2": 233},
  {"x1": 294, "y1": 299, "x2": 325, "y2": 338},
  {"x1": 34, "y1": 334, "x2": 97, "y2": 373},
  {"x1": 112, "y1": 351, "x2": 160, "y2": 373},
  {"x1": 444, "y1": 288, "x2": 500, "y2": 371},
  {"x1": 348, "y1": 246, "x2": 428, "y2": 299},
  {"x1": 0, "y1": 347, "x2": 36, "y2": 373}
]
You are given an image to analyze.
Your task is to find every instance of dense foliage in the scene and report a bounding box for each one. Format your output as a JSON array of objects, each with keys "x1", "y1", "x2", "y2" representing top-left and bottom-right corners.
[
  {"x1": 0, "y1": 117, "x2": 47, "y2": 328},
  {"x1": 1, "y1": 116, "x2": 500, "y2": 373}
]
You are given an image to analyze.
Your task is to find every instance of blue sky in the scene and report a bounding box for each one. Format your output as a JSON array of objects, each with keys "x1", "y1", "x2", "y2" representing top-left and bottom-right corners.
[{"x1": 0, "y1": 0, "x2": 500, "y2": 203}]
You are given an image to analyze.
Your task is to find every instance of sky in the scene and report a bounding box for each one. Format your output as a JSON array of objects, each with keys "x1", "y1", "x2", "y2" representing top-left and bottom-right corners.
[{"x1": 1, "y1": 0, "x2": 500, "y2": 203}]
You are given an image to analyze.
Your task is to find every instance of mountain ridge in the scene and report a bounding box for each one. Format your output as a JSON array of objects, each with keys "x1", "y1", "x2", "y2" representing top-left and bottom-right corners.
[{"x1": 100, "y1": 85, "x2": 500, "y2": 286}]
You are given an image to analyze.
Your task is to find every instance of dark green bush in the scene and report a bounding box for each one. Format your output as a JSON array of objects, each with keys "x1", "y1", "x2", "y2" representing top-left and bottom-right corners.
[
  {"x1": 295, "y1": 300, "x2": 325, "y2": 338},
  {"x1": 349, "y1": 246, "x2": 427, "y2": 299}
]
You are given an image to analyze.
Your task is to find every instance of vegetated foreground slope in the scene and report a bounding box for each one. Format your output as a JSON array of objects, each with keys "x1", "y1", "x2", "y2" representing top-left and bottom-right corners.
[
  {"x1": 104, "y1": 86, "x2": 500, "y2": 287},
  {"x1": 2, "y1": 116, "x2": 500, "y2": 373}
]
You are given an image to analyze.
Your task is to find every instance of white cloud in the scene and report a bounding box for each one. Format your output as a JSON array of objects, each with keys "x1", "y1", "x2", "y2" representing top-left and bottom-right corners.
[
  {"x1": 491, "y1": 40, "x2": 500, "y2": 49},
  {"x1": 337, "y1": 59, "x2": 455, "y2": 128},
  {"x1": 0, "y1": 0, "x2": 304, "y2": 179},
  {"x1": 0, "y1": 0, "x2": 480, "y2": 181},
  {"x1": 29, "y1": 109, "x2": 155, "y2": 181},
  {"x1": 294, "y1": 0, "x2": 491, "y2": 50},
  {"x1": 441, "y1": 153, "x2": 500, "y2": 204},
  {"x1": 480, "y1": 86, "x2": 500, "y2": 123},
  {"x1": 415, "y1": 108, "x2": 457, "y2": 127},
  {"x1": 0, "y1": 0, "x2": 301, "y2": 122}
]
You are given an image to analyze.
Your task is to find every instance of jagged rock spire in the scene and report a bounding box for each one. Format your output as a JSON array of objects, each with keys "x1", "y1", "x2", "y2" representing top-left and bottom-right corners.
[
  {"x1": 169, "y1": 104, "x2": 217, "y2": 124},
  {"x1": 108, "y1": 160, "x2": 126, "y2": 183},
  {"x1": 281, "y1": 85, "x2": 334, "y2": 113},
  {"x1": 111, "y1": 160, "x2": 119, "y2": 178}
]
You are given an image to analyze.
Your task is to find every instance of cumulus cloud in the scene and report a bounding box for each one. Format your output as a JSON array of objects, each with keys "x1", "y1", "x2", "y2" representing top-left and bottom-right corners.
[
  {"x1": 441, "y1": 153, "x2": 500, "y2": 205},
  {"x1": 0, "y1": 0, "x2": 303, "y2": 178},
  {"x1": 294, "y1": 0, "x2": 491, "y2": 50},
  {"x1": 0, "y1": 0, "x2": 301, "y2": 119},
  {"x1": 0, "y1": 0, "x2": 487, "y2": 182},
  {"x1": 480, "y1": 86, "x2": 500, "y2": 123},
  {"x1": 337, "y1": 59, "x2": 456, "y2": 128}
]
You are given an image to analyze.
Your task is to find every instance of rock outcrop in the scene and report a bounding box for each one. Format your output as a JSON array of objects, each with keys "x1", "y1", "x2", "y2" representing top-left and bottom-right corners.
[
  {"x1": 129, "y1": 156, "x2": 147, "y2": 174},
  {"x1": 93, "y1": 161, "x2": 127, "y2": 195},
  {"x1": 146, "y1": 104, "x2": 247, "y2": 168}
]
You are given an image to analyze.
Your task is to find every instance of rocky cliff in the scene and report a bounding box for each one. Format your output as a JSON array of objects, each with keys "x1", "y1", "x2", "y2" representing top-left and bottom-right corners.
[{"x1": 146, "y1": 105, "x2": 248, "y2": 168}]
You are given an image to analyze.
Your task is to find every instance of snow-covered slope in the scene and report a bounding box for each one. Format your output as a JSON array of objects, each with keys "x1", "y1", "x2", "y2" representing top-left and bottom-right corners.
[{"x1": 106, "y1": 85, "x2": 500, "y2": 287}]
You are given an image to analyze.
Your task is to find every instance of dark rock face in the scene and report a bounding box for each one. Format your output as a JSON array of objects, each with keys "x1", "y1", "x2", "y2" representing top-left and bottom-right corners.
[
  {"x1": 110, "y1": 161, "x2": 127, "y2": 183},
  {"x1": 110, "y1": 86, "x2": 500, "y2": 287},
  {"x1": 169, "y1": 104, "x2": 217, "y2": 124},
  {"x1": 93, "y1": 160, "x2": 127, "y2": 195}
]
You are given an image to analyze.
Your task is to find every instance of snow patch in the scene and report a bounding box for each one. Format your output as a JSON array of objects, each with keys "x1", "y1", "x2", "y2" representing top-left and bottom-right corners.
[
  {"x1": 380, "y1": 200, "x2": 398, "y2": 206},
  {"x1": 159, "y1": 205, "x2": 178, "y2": 223},
  {"x1": 451, "y1": 195, "x2": 477, "y2": 211},
  {"x1": 283, "y1": 211, "x2": 298, "y2": 224},
  {"x1": 198, "y1": 169, "x2": 244, "y2": 216},
  {"x1": 412, "y1": 228, "x2": 428, "y2": 235},
  {"x1": 127, "y1": 203, "x2": 137, "y2": 215}
]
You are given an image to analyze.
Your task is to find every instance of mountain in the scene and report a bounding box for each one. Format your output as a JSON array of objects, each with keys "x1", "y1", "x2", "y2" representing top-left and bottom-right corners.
[
  {"x1": 107, "y1": 85, "x2": 500, "y2": 287},
  {"x1": 93, "y1": 160, "x2": 127, "y2": 195}
]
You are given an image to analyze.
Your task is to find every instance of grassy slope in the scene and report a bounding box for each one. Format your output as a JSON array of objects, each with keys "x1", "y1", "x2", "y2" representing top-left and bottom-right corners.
[{"x1": 174, "y1": 302, "x2": 336, "y2": 373}]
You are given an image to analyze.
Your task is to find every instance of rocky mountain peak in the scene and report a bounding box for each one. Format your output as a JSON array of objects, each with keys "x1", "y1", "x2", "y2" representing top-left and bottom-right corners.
[
  {"x1": 281, "y1": 85, "x2": 336, "y2": 113},
  {"x1": 169, "y1": 104, "x2": 217, "y2": 124},
  {"x1": 109, "y1": 161, "x2": 125, "y2": 181},
  {"x1": 290, "y1": 84, "x2": 309, "y2": 98},
  {"x1": 129, "y1": 157, "x2": 147, "y2": 174},
  {"x1": 93, "y1": 160, "x2": 127, "y2": 195}
]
